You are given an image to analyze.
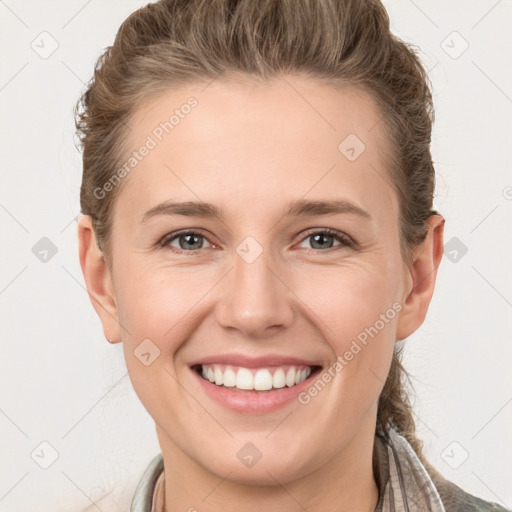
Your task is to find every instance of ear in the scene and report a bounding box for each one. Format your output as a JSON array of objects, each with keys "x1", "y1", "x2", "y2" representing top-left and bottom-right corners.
[
  {"x1": 77, "y1": 215, "x2": 122, "y2": 343},
  {"x1": 396, "y1": 214, "x2": 445, "y2": 341}
]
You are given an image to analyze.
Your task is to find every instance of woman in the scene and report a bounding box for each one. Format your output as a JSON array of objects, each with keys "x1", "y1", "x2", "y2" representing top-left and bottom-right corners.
[{"x1": 75, "y1": 0, "x2": 510, "y2": 510}]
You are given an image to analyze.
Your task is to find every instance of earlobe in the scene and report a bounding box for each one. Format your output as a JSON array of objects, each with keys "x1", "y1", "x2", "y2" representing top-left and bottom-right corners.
[
  {"x1": 77, "y1": 215, "x2": 122, "y2": 344},
  {"x1": 396, "y1": 214, "x2": 445, "y2": 341}
]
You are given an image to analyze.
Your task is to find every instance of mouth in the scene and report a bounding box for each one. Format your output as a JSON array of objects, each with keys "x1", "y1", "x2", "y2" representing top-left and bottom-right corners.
[{"x1": 190, "y1": 363, "x2": 323, "y2": 393}]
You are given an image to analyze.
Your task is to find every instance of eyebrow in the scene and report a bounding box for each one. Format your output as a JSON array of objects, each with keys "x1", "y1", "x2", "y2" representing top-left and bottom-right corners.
[{"x1": 140, "y1": 198, "x2": 371, "y2": 223}]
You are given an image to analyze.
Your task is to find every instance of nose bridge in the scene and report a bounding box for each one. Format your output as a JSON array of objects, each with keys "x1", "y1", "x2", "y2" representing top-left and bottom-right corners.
[{"x1": 216, "y1": 236, "x2": 294, "y2": 336}]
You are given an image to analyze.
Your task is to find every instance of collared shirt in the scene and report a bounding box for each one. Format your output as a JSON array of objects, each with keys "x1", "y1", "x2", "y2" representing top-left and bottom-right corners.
[{"x1": 130, "y1": 426, "x2": 510, "y2": 512}]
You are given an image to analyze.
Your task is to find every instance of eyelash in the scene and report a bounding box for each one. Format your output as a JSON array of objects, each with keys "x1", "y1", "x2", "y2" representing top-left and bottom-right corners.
[{"x1": 159, "y1": 228, "x2": 356, "y2": 255}]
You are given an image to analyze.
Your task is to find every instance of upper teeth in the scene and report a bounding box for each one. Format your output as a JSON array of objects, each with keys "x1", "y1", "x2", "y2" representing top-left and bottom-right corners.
[{"x1": 201, "y1": 364, "x2": 312, "y2": 391}]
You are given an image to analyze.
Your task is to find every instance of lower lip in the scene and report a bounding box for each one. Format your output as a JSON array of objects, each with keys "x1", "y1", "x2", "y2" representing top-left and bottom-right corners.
[{"x1": 190, "y1": 366, "x2": 319, "y2": 414}]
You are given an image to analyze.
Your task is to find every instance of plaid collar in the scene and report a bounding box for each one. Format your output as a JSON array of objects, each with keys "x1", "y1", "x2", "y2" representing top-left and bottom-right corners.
[{"x1": 373, "y1": 425, "x2": 445, "y2": 512}]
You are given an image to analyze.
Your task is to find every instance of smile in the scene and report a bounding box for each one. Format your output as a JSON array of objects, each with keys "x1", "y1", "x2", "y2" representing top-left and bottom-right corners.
[
  {"x1": 194, "y1": 363, "x2": 320, "y2": 391},
  {"x1": 189, "y1": 361, "x2": 323, "y2": 413}
]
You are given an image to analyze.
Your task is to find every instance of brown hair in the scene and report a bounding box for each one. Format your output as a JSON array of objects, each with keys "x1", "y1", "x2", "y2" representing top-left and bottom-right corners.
[{"x1": 75, "y1": 0, "x2": 442, "y2": 487}]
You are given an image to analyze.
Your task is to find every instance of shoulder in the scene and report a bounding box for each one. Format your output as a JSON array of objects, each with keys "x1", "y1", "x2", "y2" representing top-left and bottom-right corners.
[{"x1": 428, "y1": 466, "x2": 511, "y2": 512}]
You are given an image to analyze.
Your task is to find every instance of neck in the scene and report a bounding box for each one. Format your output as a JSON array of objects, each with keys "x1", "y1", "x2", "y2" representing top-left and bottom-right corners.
[{"x1": 156, "y1": 414, "x2": 380, "y2": 512}]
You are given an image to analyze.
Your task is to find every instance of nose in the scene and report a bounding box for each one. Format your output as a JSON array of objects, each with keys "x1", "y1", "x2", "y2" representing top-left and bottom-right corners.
[{"x1": 215, "y1": 245, "x2": 295, "y2": 339}]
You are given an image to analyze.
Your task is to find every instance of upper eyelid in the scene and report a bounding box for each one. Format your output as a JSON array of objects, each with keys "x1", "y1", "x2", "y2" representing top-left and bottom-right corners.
[
  {"x1": 161, "y1": 228, "x2": 213, "y2": 246},
  {"x1": 298, "y1": 228, "x2": 355, "y2": 248}
]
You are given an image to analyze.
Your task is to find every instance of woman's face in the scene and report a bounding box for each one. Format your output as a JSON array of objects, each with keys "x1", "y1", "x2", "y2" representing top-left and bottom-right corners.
[{"x1": 79, "y1": 75, "x2": 439, "y2": 486}]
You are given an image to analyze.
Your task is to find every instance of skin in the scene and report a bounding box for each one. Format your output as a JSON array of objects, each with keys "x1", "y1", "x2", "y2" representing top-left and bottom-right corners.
[{"x1": 77, "y1": 74, "x2": 444, "y2": 512}]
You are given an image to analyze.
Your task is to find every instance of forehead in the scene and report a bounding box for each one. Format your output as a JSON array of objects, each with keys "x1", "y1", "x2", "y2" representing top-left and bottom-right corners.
[
  {"x1": 128, "y1": 75, "x2": 387, "y2": 150},
  {"x1": 115, "y1": 75, "x2": 396, "y2": 222}
]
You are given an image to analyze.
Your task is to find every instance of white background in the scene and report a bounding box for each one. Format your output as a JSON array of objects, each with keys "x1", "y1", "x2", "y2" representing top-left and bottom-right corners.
[{"x1": 1, "y1": 1, "x2": 511, "y2": 511}]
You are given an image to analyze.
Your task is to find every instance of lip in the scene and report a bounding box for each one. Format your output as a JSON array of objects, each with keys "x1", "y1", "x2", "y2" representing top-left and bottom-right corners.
[
  {"x1": 188, "y1": 355, "x2": 323, "y2": 414},
  {"x1": 188, "y1": 353, "x2": 322, "y2": 368}
]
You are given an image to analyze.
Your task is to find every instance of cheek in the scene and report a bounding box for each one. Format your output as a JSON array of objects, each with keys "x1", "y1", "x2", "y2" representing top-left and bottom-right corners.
[
  {"x1": 299, "y1": 257, "x2": 402, "y2": 342},
  {"x1": 297, "y1": 262, "x2": 400, "y2": 401},
  {"x1": 115, "y1": 262, "x2": 212, "y2": 345},
  {"x1": 114, "y1": 265, "x2": 205, "y2": 423},
  {"x1": 292, "y1": 269, "x2": 401, "y2": 432}
]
